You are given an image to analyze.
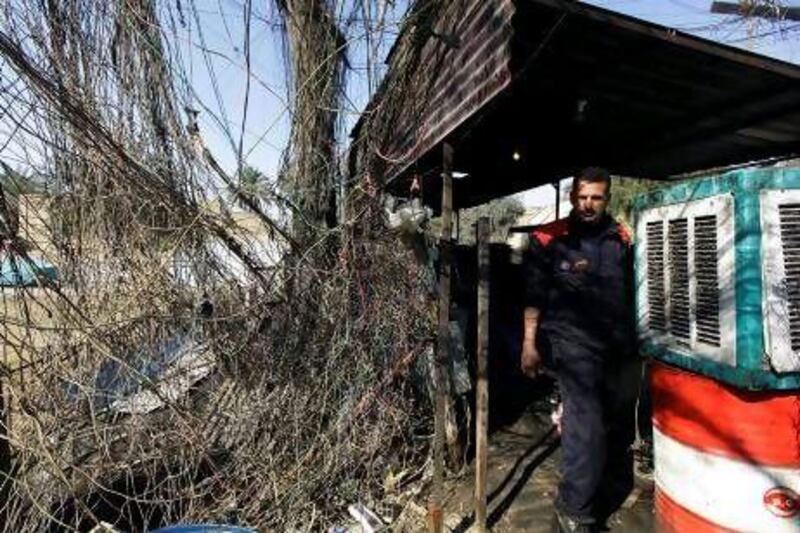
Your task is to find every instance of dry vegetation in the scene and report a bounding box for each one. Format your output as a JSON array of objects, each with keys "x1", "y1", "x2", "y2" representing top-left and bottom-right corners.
[
  {"x1": 0, "y1": 0, "x2": 792, "y2": 530},
  {"x1": 0, "y1": 1, "x2": 438, "y2": 530}
]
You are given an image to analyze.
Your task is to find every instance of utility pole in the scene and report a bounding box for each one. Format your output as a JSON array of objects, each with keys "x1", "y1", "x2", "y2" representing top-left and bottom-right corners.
[
  {"x1": 710, "y1": 1, "x2": 800, "y2": 51},
  {"x1": 710, "y1": 1, "x2": 800, "y2": 21}
]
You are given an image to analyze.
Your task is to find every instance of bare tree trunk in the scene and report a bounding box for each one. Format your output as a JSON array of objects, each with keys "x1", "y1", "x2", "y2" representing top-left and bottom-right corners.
[{"x1": 276, "y1": 0, "x2": 345, "y2": 247}]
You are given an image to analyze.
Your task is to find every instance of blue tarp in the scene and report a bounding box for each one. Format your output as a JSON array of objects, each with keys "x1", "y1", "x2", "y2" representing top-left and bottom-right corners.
[
  {"x1": 151, "y1": 525, "x2": 255, "y2": 533},
  {"x1": 0, "y1": 254, "x2": 58, "y2": 287}
]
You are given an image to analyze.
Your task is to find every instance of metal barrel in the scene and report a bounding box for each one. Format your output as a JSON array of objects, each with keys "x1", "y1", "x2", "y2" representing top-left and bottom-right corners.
[{"x1": 650, "y1": 361, "x2": 800, "y2": 532}]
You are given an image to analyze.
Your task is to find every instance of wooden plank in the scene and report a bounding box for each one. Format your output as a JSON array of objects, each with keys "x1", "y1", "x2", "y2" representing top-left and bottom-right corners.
[
  {"x1": 0, "y1": 376, "x2": 9, "y2": 531},
  {"x1": 474, "y1": 217, "x2": 490, "y2": 532},
  {"x1": 429, "y1": 142, "x2": 455, "y2": 533},
  {"x1": 641, "y1": 97, "x2": 800, "y2": 155}
]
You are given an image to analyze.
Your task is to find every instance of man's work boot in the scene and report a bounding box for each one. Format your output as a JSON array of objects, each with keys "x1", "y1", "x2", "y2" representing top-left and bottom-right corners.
[{"x1": 551, "y1": 509, "x2": 594, "y2": 533}]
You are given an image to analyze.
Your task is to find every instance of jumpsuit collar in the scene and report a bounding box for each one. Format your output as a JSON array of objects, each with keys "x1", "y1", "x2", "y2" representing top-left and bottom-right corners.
[{"x1": 567, "y1": 211, "x2": 617, "y2": 240}]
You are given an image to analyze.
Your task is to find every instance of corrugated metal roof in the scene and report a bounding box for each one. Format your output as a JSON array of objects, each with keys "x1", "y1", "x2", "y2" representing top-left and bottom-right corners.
[
  {"x1": 351, "y1": 0, "x2": 800, "y2": 210},
  {"x1": 365, "y1": 0, "x2": 514, "y2": 172}
]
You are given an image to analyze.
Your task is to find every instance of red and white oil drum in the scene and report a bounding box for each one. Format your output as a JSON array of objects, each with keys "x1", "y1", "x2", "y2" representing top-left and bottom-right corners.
[{"x1": 650, "y1": 361, "x2": 800, "y2": 532}]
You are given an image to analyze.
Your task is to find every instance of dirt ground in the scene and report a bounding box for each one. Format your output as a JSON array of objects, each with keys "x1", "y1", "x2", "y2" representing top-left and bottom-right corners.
[{"x1": 437, "y1": 400, "x2": 655, "y2": 532}]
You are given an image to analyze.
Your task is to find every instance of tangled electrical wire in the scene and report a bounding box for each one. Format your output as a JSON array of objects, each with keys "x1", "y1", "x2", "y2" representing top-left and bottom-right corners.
[{"x1": 0, "y1": 0, "x2": 438, "y2": 530}]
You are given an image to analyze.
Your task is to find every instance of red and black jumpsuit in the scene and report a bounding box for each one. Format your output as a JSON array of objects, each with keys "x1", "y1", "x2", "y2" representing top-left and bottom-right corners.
[{"x1": 524, "y1": 212, "x2": 640, "y2": 523}]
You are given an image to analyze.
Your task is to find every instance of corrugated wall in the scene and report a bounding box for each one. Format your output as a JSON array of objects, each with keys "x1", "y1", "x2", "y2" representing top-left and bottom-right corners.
[{"x1": 361, "y1": 0, "x2": 514, "y2": 180}]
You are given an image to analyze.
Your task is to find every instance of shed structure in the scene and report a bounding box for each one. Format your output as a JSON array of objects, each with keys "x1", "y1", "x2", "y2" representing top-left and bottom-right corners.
[
  {"x1": 350, "y1": 2, "x2": 800, "y2": 530},
  {"x1": 351, "y1": 0, "x2": 800, "y2": 209}
]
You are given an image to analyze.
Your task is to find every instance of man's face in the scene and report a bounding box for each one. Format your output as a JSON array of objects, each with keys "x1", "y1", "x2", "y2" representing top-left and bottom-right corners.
[{"x1": 571, "y1": 180, "x2": 610, "y2": 224}]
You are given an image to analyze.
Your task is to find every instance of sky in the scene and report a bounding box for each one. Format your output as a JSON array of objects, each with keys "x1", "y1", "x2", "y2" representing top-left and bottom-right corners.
[
  {"x1": 171, "y1": 0, "x2": 800, "y2": 207},
  {"x1": 2, "y1": 1, "x2": 797, "y2": 204},
  {"x1": 167, "y1": 0, "x2": 409, "y2": 195},
  {"x1": 583, "y1": 1, "x2": 800, "y2": 70}
]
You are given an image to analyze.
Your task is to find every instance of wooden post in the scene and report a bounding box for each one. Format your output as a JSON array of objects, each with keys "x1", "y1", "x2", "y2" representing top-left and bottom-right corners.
[
  {"x1": 429, "y1": 142, "x2": 455, "y2": 533},
  {"x1": 554, "y1": 181, "x2": 560, "y2": 220},
  {"x1": 474, "y1": 217, "x2": 490, "y2": 532},
  {"x1": 0, "y1": 375, "x2": 9, "y2": 531}
]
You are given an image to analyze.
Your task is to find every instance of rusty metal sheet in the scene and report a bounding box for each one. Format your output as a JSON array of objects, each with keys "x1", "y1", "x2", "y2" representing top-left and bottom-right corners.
[{"x1": 371, "y1": 0, "x2": 515, "y2": 176}]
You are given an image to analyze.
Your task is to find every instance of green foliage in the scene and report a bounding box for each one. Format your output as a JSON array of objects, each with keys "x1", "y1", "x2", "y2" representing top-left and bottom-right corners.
[
  {"x1": 455, "y1": 197, "x2": 525, "y2": 245},
  {"x1": 239, "y1": 165, "x2": 264, "y2": 190},
  {"x1": 235, "y1": 164, "x2": 266, "y2": 208},
  {"x1": 608, "y1": 177, "x2": 663, "y2": 228},
  {"x1": 0, "y1": 167, "x2": 45, "y2": 195}
]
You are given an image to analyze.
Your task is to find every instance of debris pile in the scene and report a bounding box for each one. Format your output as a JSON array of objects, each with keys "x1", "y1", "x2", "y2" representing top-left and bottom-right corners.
[{"x1": 0, "y1": 1, "x2": 438, "y2": 530}]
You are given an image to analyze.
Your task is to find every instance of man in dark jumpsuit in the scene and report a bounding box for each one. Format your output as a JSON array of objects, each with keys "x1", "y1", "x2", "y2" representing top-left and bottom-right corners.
[{"x1": 521, "y1": 167, "x2": 640, "y2": 532}]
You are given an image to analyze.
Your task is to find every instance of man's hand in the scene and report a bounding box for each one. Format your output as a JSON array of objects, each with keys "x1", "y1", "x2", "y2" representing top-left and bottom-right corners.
[
  {"x1": 521, "y1": 340, "x2": 542, "y2": 377},
  {"x1": 521, "y1": 307, "x2": 542, "y2": 378}
]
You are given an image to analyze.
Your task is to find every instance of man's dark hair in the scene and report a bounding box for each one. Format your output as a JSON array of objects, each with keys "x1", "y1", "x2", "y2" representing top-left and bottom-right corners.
[{"x1": 572, "y1": 166, "x2": 611, "y2": 196}]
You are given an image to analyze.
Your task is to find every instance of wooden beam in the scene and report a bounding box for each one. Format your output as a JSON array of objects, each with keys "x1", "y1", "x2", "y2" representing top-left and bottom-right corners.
[
  {"x1": 631, "y1": 96, "x2": 800, "y2": 158},
  {"x1": 0, "y1": 375, "x2": 10, "y2": 531},
  {"x1": 553, "y1": 182, "x2": 561, "y2": 220},
  {"x1": 474, "y1": 217, "x2": 490, "y2": 532},
  {"x1": 429, "y1": 141, "x2": 455, "y2": 533}
]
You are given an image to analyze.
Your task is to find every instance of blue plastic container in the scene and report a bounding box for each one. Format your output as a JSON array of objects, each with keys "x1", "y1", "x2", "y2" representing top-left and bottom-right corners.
[{"x1": 151, "y1": 525, "x2": 256, "y2": 533}]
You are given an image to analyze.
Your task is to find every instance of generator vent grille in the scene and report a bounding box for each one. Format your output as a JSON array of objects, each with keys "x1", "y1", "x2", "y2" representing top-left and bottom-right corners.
[
  {"x1": 668, "y1": 219, "x2": 691, "y2": 342},
  {"x1": 779, "y1": 203, "x2": 800, "y2": 352},
  {"x1": 695, "y1": 216, "x2": 721, "y2": 347},
  {"x1": 646, "y1": 221, "x2": 666, "y2": 332},
  {"x1": 637, "y1": 193, "x2": 734, "y2": 365}
]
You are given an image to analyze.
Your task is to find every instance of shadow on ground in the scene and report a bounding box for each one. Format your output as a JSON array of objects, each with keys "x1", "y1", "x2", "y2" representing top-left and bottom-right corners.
[
  {"x1": 451, "y1": 427, "x2": 559, "y2": 532},
  {"x1": 442, "y1": 403, "x2": 655, "y2": 532}
]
